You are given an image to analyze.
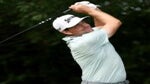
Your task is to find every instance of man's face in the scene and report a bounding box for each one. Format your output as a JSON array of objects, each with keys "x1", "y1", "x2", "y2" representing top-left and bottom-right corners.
[{"x1": 62, "y1": 21, "x2": 93, "y2": 36}]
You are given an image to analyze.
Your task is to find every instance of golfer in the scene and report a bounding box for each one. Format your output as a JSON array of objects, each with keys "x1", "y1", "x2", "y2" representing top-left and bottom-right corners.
[{"x1": 52, "y1": 1, "x2": 129, "y2": 84}]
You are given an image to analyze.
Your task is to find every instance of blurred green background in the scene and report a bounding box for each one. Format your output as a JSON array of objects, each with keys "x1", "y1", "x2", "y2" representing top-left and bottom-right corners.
[{"x1": 0, "y1": 0, "x2": 149, "y2": 84}]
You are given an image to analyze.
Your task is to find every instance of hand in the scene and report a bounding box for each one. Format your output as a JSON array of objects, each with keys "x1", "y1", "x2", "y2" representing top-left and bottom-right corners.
[
  {"x1": 69, "y1": 1, "x2": 100, "y2": 14},
  {"x1": 75, "y1": 1, "x2": 98, "y2": 9},
  {"x1": 69, "y1": 4, "x2": 93, "y2": 14}
]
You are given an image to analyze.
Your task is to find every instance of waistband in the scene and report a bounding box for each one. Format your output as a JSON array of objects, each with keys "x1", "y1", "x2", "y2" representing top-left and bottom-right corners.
[{"x1": 81, "y1": 80, "x2": 129, "y2": 84}]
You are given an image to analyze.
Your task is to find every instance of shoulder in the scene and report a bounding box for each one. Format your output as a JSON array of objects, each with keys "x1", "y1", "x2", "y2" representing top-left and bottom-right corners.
[{"x1": 91, "y1": 27, "x2": 109, "y2": 38}]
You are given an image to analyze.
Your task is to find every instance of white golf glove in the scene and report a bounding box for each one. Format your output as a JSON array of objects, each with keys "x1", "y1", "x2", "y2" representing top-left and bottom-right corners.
[{"x1": 75, "y1": 1, "x2": 100, "y2": 9}]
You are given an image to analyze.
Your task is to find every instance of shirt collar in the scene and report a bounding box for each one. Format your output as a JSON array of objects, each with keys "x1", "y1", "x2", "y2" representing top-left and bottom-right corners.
[{"x1": 62, "y1": 27, "x2": 99, "y2": 42}]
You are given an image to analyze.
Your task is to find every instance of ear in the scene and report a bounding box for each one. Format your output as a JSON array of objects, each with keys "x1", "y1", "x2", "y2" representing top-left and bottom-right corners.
[{"x1": 61, "y1": 30, "x2": 73, "y2": 35}]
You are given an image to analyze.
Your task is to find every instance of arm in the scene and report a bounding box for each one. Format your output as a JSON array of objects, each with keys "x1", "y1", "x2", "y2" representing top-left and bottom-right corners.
[{"x1": 69, "y1": 4, "x2": 122, "y2": 38}]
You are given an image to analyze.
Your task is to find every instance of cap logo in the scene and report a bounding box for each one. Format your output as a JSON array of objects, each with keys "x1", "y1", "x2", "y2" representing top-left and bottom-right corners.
[
  {"x1": 64, "y1": 16, "x2": 75, "y2": 23},
  {"x1": 57, "y1": 27, "x2": 61, "y2": 31}
]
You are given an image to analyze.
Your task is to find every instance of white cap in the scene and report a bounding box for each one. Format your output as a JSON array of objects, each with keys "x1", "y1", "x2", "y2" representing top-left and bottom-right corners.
[{"x1": 52, "y1": 14, "x2": 88, "y2": 31}]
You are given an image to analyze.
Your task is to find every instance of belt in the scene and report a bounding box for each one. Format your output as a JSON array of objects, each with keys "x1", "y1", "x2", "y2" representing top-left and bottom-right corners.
[{"x1": 81, "y1": 80, "x2": 129, "y2": 84}]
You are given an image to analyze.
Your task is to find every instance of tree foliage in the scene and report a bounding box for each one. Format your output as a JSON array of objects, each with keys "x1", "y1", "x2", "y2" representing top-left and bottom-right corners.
[{"x1": 0, "y1": 0, "x2": 149, "y2": 84}]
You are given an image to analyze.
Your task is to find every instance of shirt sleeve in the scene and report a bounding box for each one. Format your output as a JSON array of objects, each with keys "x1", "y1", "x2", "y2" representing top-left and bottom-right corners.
[{"x1": 83, "y1": 28, "x2": 109, "y2": 46}]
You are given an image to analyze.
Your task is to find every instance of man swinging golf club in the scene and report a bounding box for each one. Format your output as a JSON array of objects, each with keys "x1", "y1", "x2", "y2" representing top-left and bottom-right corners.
[{"x1": 53, "y1": 1, "x2": 129, "y2": 84}]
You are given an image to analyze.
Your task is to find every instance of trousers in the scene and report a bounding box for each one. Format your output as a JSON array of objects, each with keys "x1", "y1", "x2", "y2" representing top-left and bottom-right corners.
[{"x1": 81, "y1": 80, "x2": 129, "y2": 84}]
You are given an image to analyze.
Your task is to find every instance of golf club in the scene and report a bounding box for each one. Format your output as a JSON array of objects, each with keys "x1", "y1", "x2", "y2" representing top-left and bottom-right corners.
[{"x1": 0, "y1": 9, "x2": 71, "y2": 45}]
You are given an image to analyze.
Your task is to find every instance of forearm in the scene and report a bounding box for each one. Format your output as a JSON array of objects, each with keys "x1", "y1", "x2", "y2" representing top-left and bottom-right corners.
[
  {"x1": 88, "y1": 9, "x2": 122, "y2": 37},
  {"x1": 88, "y1": 9, "x2": 121, "y2": 27},
  {"x1": 93, "y1": 9, "x2": 105, "y2": 27}
]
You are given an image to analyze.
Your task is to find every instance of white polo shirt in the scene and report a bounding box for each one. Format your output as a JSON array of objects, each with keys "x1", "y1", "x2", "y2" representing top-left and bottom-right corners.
[{"x1": 62, "y1": 28, "x2": 126, "y2": 83}]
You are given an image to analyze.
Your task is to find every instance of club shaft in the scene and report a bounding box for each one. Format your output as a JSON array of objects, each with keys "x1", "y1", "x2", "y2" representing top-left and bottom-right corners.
[
  {"x1": 0, "y1": 9, "x2": 71, "y2": 44},
  {"x1": 0, "y1": 23, "x2": 41, "y2": 44}
]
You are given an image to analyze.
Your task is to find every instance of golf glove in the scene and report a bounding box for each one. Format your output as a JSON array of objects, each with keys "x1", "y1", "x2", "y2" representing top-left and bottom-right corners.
[{"x1": 75, "y1": 1, "x2": 100, "y2": 9}]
